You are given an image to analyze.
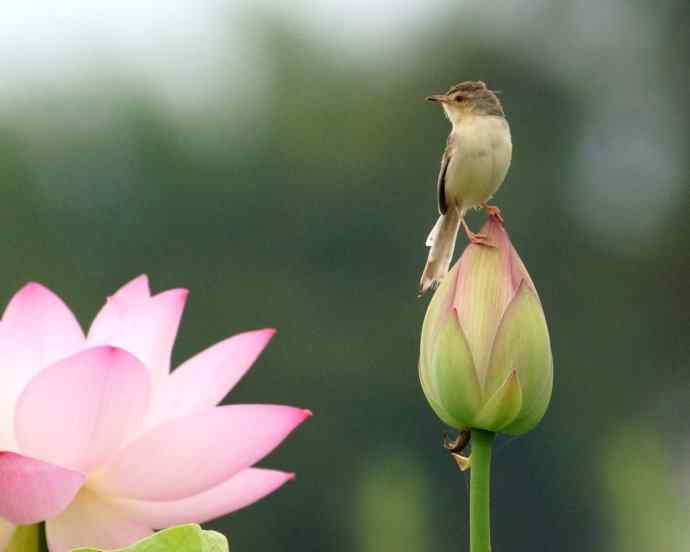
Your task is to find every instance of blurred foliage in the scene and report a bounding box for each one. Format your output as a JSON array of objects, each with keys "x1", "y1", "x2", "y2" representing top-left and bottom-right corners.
[
  {"x1": 600, "y1": 425, "x2": 690, "y2": 550},
  {"x1": 0, "y1": 2, "x2": 688, "y2": 552},
  {"x1": 354, "y1": 451, "x2": 440, "y2": 552}
]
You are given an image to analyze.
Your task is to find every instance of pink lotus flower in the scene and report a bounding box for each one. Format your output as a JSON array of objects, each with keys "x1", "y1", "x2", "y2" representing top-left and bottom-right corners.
[{"x1": 0, "y1": 276, "x2": 310, "y2": 552}]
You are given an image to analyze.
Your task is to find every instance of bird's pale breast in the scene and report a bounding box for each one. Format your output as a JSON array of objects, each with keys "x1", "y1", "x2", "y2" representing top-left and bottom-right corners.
[{"x1": 444, "y1": 115, "x2": 512, "y2": 209}]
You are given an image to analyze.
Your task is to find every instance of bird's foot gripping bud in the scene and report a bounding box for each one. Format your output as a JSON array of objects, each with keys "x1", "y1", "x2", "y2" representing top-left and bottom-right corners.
[
  {"x1": 443, "y1": 431, "x2": 472, "y2": 471},
  {"x1": 460, "y1": 219, "x2": 494, "y2": 247},
  {"x1": 481, "y1": 203, "x2": 504, "y2": 223}
]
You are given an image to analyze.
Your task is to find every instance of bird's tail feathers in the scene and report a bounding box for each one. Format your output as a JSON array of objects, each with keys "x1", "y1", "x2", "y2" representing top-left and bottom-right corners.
[{"x1": 419, "y1": 208, "x2": 461, "y2": 294}]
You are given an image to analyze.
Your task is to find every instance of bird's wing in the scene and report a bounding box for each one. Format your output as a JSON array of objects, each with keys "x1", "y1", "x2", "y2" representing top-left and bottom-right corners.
[{"x1": 436, "y1": 136, "x2": 454, "y2": 215}]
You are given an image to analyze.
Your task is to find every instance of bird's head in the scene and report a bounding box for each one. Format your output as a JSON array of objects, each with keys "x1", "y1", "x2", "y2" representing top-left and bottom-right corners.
[{"x1": 427, "y1": 81, "x2": 504, "y2": 123}]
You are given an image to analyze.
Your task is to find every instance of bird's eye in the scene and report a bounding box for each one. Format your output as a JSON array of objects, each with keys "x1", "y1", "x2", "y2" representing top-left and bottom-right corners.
[{"x1": 454, "y1": 95, "x2": 465, "y2": 102}]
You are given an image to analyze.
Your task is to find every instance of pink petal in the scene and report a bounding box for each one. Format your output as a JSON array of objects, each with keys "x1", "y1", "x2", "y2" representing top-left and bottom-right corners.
[
  {"x1": 149, "y1": 329, "x2": 276, "y2": 425},
  {"x1": 113, "y1": 468, "x2": 294, "y2": 527},
  {"x1": 88, "y1": 285, "x2": 188, "y2": 385},
  {"x1": 110, "y1": 275, "x2": 151, "y2": 300},
  {"x1": 90, "y1": 405, "x2": 311, "y2": 501},
  {"x1": 0, "y1": 283, "x2": 85, "y2": 449},
  {"x1": 484, "y1": 218, "x2": 536, "y2": 294},
  {"x1": 14, "y1": 347, "x2": 151, "y2": 473},
  {"x1": 0, "y1": 452, "x2": 84, "y2": 525},
  {"x1": 0, "y1": 518, "x2": 15, "y2": 550},
  {"x1": 46, "y1": 490, "x2": 152, "y2": 552}
]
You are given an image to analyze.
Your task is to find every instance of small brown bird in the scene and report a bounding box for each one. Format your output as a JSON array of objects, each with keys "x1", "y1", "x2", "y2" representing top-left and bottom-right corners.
[{"x1": 419, "y1": 81, "x2": 512, "y2": 294}]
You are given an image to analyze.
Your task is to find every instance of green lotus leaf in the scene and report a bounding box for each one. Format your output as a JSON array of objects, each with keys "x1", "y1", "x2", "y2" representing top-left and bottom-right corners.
[
  {"x1": 6, "y1": 524, "x2": 40, "y2": 552},
  {"x1": 72, "y1": 524, "x2": 228, "y2": 552}
]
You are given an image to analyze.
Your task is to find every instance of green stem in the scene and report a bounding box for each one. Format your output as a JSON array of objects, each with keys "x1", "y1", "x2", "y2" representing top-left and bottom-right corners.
[{"x1": 470, "y1": 429, "x2": 495, "y2": 552}]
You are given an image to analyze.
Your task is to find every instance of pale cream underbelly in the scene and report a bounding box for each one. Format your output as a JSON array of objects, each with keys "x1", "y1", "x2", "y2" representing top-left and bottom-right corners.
[{"x1": 443, "y1": 120, "x2": 512, "y2": 210}]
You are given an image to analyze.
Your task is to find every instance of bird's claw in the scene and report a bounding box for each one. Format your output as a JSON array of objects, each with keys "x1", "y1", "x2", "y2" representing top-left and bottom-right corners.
[
  {"x1": 468, "y1": 232, "x2": 495, "y2": 248},
  {"x1": 482, "y1": 204, "x2": 504, "y2": 223},
  {"x1": 461, "y1": 220, "x2": 495, "y2": 247},
  {"x1": 469, "y1": 232, "x2": 489, "y2": 244}
]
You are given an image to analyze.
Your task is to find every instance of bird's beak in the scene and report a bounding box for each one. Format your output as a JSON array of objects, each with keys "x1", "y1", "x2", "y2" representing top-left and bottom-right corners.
[{"x1": 426, "y1": 94, "x2": 449, "y2": 102}]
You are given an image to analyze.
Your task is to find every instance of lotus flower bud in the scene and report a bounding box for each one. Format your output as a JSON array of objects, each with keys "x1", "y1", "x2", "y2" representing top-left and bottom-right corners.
[{"x1": 419, "y1": 217, "x2": 553, "y2": 435}]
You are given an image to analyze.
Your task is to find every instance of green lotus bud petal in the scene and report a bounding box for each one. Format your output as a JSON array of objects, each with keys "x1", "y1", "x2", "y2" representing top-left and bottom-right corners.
[
  {"x1": 420, "y1": 258, "x2": 481, "y2": 429},
  {"x1": 486, "y1": 282, "x2": 553, "y2": 435},
  {"x1": 418, "y1": 217, "x2": 553, "y2": 435},
  {"x1": 474, "y1": 370, "x2": 522, "y2": 430},
  {"x1": 429, "y1": 313, "x2": 482, "y2": 427}
]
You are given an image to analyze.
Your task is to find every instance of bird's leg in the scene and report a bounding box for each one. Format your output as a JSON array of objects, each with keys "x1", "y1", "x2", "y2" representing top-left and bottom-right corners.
[
  {"x1": 481, "y1": 203, "x2": 504, "y2": 223},
  {"x1": 461, "y1": 219, "x2": 493, "y2": 247}
]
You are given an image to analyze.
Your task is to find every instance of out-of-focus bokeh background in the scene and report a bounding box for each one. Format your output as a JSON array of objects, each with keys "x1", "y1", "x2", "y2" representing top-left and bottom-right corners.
[{"x1": 1, "y1": 1, "x2": 689, "y2": 550}]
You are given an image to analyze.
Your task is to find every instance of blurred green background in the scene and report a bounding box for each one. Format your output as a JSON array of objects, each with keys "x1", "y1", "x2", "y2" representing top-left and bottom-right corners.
[{"x1": 1, "y1": 1, "x2": 689, "y2": 551}]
